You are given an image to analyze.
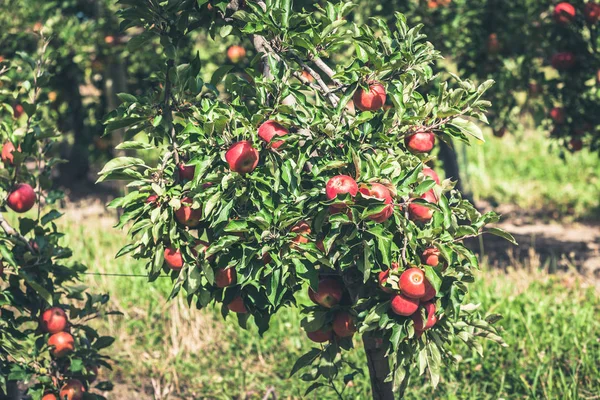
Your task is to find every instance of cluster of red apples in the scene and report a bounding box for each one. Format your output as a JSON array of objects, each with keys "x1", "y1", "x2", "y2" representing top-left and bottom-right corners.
[{"x1": 38, "y1": 307, "x2": 93, "y2": 400}]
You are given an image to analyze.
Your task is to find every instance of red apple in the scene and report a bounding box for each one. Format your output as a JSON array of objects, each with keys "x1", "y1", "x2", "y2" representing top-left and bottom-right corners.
[
  {"x1": 13, "y1": 104, "x2": 24, "y2": 119},
  {"x1": 399, "y1": 267, "x2": 426, "y2": 299},
  {"x1": 227, "y1": 45, "x2": 246, "y2": 63},
  {"x1": 359, "y1": 183, "x2": 394, "y2": 223},
  {"x1": 306, "y1": 328, "x2": 333, "y2": 343},
  {"x1": 40, "y1": 307, "x2": 68, "y2": 334},
  {"x1": 291, "y1": 220, "x2": 311, "y2": 244},
  {"x1": 407, "y1": 190, "x2": 438, "y2": 223},
  {"x1": 48, "y1": 332, "x2": 74, "y2": 358},
  {"x1": 228, "y1": 296, "x2": 247, "y2": 313},
  {"x1": 215, "y1": 267, "x2": 237, "y2": 288},
  {"x1": 421, "y1": 247, "x2": 441, "y2": 267},
  {"x1": 551, "y1": 52, "x2": 576, "y2": 70},
  {"x1": 550, "y1": 107, "x2": 566, "y2": 124},
  {"x1": 585, "y1": 2, "x2": 600, "y2": 23},
  {"x1": 59, "y1": 379, "x2": 85, "y2": 400},
  {"x1": 390, "y1": 293, "x2": 419, "y2": 316},
  {"x1": 412, "y1": 302, "x2": 438, "y2": 332},
  {"x1": 326, "y1": 175, "x2": 359, "y2": 211},
  {"x1": 405, "y1": 132, "x2": 435, "y2": 153},
  {"x1": 554, "y1": 2, "x2": 576, "y2": 24},
  {"x1": 178, "y1": 163, "x2": 196, "y2": 181},
  {"x1": 164, "y1": 247, "x2": 184, "y2": 270},
  {"x1": 225, "y1": 141, "x2": 259, "y2": 174},
  {"x1": 1, "y1": 142, "x2": 20, "y2": 165},
  {"x1": 378, "y1": 262, "x2": 399, "y2": 293},
  {"x1": 353, "y1": 82, "x2": 387, "y2": 112},
  {"x1": 487, "y1": 33, "x2": 500, "y2": 54},
  {"x1": 421, "y1": 279, "x2": 436, "y2": 302},
  {"x1": 421, "y1": 167, "x2": 440, "y2": 185},
  {"x1": 146, "y1": 194, "x2": 159, "y2": 205},
  {"x1": 493, "y1": 127, "x2": 507, "y2": 138},
  {"x1": 42, "y1": 394, "x2": 57, "y2": 400},
  {"x1": 175, "y1": 196, "x2": 202, "y2": 227},
  {"x1": 258, "y1": 120, "x2": 288, "y2": 149},
  {"x1": 570, "y1": 138, "x2": 583, "y2": 151},
  {"x1": 332, "y1": 312, "x2": 356, "y2": 337},
  {"x1": 309, "y1": 278, "x2": 343, "y2": 308},
  {"x1": 6, "y1": 183, "x2": 36, "y2": 213}
]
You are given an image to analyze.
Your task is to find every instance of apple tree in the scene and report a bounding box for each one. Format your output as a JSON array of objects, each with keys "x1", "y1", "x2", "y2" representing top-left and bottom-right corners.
[
  {"x1": 99, "y1": 0, "x2": 511, "y2": 398},
  {"x1": 0, "y1": 42, "x2": 115, "y2": 399}
]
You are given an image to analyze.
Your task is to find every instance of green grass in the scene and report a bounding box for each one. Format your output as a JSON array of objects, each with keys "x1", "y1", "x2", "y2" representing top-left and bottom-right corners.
[
  {"x1": 456, "y1": 128, "x2": 600, "y2": 221},
  {"x1": 58, "y1": 213, "x2": 600, "y2": 399}
]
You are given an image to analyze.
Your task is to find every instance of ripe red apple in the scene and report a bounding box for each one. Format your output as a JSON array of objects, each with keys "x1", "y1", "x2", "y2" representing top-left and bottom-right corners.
[
  {"x1": 570, "y1": 138, "x2": 583, "y2": 152},
  {"x1": 326, "y1": 175, "x2": 359, "y2": 211},
  {"x1": 399, "y1": 267, "x2": 426, "y2": 299},
  {"x1": 1, "y1": 142, "x2": 20, "y2": 165},
  {"x1": 40, "y1": 307, "x2": 68, "y2": 334},
  {"x1": 146, "y1": 194, "x2": 159, "y2": 205},
  {"x1": 7, "y1": 183, "x2": 36, "y2": 213},
  {"x1": 421, "y1": 279, "x2": 436, "y2": 302},
  {"x1": 301, "y1": 70, "x2": 314, "y2": 82},
  {"x1": 551, "y1": 52, "x2": 576, "y2": 70},
  {"x1": 178, "y1": 163, "x2": 195, "y2": 181},
  {"x1": 258, "y1": 120, "x2": 288, "y2": 149},
  {"x1": 228, "y1": 296, "x2": 248, "y2": 313},
  {"x1": 13, "y1": 104, "x2": 24, "y2": 119},
  {"x1": 550, "y1": 107, "x2": 566, "y2": 124},
  {"x1": 225, "y1": 141, "x2": 259, "y2": 174},
  {"x1": 215, "y1": 267, "x2": 237, "y2": 288},
  {"x1": 59, "y1": 379, "x2": 85, "y2": 400},
  {"x1": 378, "y1": 262, "x2": 399, "y2": 294},
  {"x1": 421, "y1": 167, "x2": 440, "y2": 185},
  {"x1": 42, "y1": 393, "x2": 57, "y2": 400},
  {"x1": 309, "y1": 278, "x2": 343, "y2": 308},
  {"x1": 174, "y1": 196, "x2": 202, "y2": 227},
  {"x1": 359, "y1": 183, "x2": 394, "y2": 223},
  {"x1": 390, "y1": 293, "x2": 419, "y2": 316},
  {"x1": 407, "y1": 190, "x2": 438, "y2": 223},
  {"x1": 554, "y1": 2, "x2": 576, "y2": 24},
  {"x1": 48, "y1": 332, "x2": 75, "y2": 358},
  {"x1": 291, "y1": 220, "x2": 311, "y2": 244},
  {"x1": 332, "y1": 312, "x2": 356, "y2": 337},
  {"x1": 262, "y1": 252, "x2": 272, "y2": 265},
  {"x1": 585, "y1": 2, "x2": 600, "y2": 23},
  {"x1": 164, "y1": 247, "x2": 184, "y2": 270},
  {"x1": 227, "y1": 45, "x2": 246, "y2": 63},
  {"x1": 306, "y1": 328, "x2": 333, "y2": 343},
  {"x1": 487, "y1": 33, "x2": 500, "y2": 54},
  {"x1": 412, "y1": 302, "x2": 438, "y2": 332},
  {"x1": 421, "y1": 247, "x2": 441, "y2": 267},
  {"x1": 405, "y1": 132, "x2": 435, "y2": 153},
  {"x1": 353, "y1": 82, "x2": 387, "y2": 112}
]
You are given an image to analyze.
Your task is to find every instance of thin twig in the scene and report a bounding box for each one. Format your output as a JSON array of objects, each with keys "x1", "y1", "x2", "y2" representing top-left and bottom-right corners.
[{"x1": 0, "y1": 213, "x2": 35, "y2": 252}]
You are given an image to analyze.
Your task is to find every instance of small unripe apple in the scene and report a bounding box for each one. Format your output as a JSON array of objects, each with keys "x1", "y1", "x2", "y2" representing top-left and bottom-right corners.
[
  {"x1": 1, "y1": 142, "x2": 20, "y2": 165},
  {"x1": 408, "y1": 190, "x2": 438, "y2": 223},
  {"x1": 551, "y1": 52, "x2": 576, "y2": 71},
  {"x1": 215, "y1": 267, "x2": 237, "y2": 288},
  {"x1": 178, "y1": 163, "x2": 195, "y2": 181},
  {"x1": 13, "y1": 104, "x2": 24, "y2": 119},
  {"x1": 175, "y1": 196, "x2": 202, "y2": 227},
  {"x1": 225, "y1": 141, "x2": 259, "y2": 174},
  {"x1": 332, "y1": 312, "x2": 356, "y2": 337},
  {"x1": 412, "y1": 301, "x2": 438, "y2": 332},
  {"x1": 421, "y1": 167, "x2": 440, "y2": 185},
  {"x1": 399, "y1": 267, "x2": 426, "y2": 299},
  {"x1": 7, "y1": 183, "x2": 36, "y2": 213},
  {"x1": 40, "y1": 307, "x2": 69, "y2": 334},
  {"x1": 550, "y1": 107, "x2": 566, "y2": 124},
  {"x1": 405, "y1": 132, "x2": 435, "y2": 153},
  {"x1": 164, "y1": 247, "x2": 184, "y2": 270},
  {"x1": 390, "y1": 293, "x2": 419, "y2": 316},
  {"x1": 306, "y1": 328, "x2": 333, "y2": 343},
  {"x1": 326, "y1": 175, "x2": 359, "y2": 211},
  {"x1": 378, "y1": 262, "x2": 399, "y2": 293},
  {"x1": 309, "y1": 278, "x2": 343, "y2": 308},
  {"x1": 585, "y1": 2, "x2": 600, "y2": 23},
  {"x1": 353, "y1": 82, "x2": 387, "y2": 112},
  {"x1": 48, "y1": 331, "x2": 75, "y2": 358},
  {"x1": 228, "y1": 296, "x2": 247, "y2": 313},
  {"x1": 291, "y1": 220, "x2": 311, "y2": 244},
  {"x1": 227, "y1": 45, "x2": 246, "y2": 63},
  {"x1": 359, "y1": 183, "x2": 394, "y2": 223},
  {"x1": 554, "y1": 2, "x2": 576, "y2": 24},
  {"x1": 258, "y1": 120, "x2": 288, "y2": 149},
  {"x1": 59, "y1": 379, "x2": 85, "y2": 400}
]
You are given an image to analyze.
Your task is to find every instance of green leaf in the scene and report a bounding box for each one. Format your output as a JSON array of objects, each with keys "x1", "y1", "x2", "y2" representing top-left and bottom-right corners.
[
  {"x1": 449, "y1": 117, "x2": 485, "y2": 143},
  {"x1": 290, "y1": 348, "x2": 322, "y2": 377},
  {"x1": 485, "y1": 227, "x2": 517, "y2": 245}
]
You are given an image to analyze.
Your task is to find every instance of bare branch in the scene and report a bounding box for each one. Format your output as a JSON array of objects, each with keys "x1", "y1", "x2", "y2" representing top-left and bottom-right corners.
[
  {"x1": 0, "y1": 212, "x2": 35, "y2": 253},
  {"x1": 312, "y1": 56, "x2": 339, "y2": 84}
]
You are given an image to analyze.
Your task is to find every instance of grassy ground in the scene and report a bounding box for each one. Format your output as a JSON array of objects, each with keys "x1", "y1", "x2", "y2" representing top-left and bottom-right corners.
[
  {"x1": 457, "y1": 129, "x2": 600, "y2": 221},
  {"x1": 59, "y1": 210, "x2": 600, "y2": 400}
]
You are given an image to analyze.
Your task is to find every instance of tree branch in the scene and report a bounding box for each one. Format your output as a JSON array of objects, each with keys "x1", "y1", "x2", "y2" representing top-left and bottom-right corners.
[{"x1": 0, "y1": 212, "x2": 35, "y2": 253}]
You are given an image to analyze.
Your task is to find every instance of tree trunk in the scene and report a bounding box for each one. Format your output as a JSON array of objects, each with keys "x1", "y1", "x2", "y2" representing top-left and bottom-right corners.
[{"x1": 363, "y1": 336, "x2": 395, "y2": 400}]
